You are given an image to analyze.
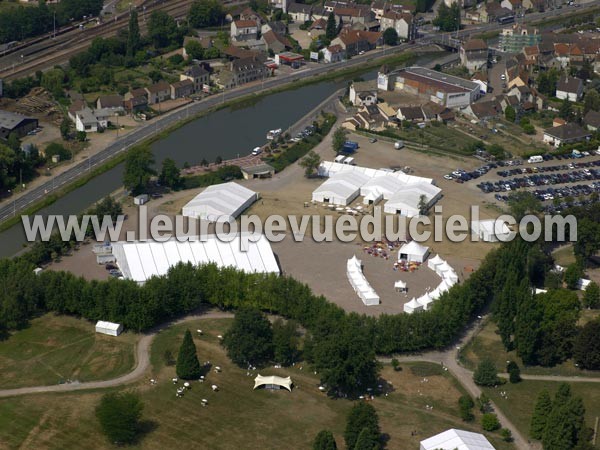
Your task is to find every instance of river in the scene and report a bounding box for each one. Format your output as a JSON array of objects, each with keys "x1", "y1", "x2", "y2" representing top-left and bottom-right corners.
[{"x1": 0, "y1": 52, "x2": 443, "y2": 258}]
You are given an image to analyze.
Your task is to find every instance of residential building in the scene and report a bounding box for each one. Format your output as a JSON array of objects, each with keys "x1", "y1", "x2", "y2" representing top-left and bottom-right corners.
[
  {"x1": 471, "y1": 72, "x2": 488, "y2": 94},
  {"x1": 556, "y1": 75, "x2": 583, "y2": 102},
  {"x1": 124, "y1": 88, "x2": 149, "y2": 113},
  {"x1": 74, "y1": 107, "x2": 99, "y2": 132},
  {"x1": 499, "y1": 25, "x2": 541, "y2": 53},
  {"x1": 523, "y1": 0, "x2": 547, "y2": 12},
  {"x1": 459, "y1": 39, "x2": 489, "y2": 73},
  {"x1": 584, "y1": 110, "x2": 600, "y2": 132},
  {"x1": 464, "y1": 99, "x2": 503, "y2": 121},
  {"x1": 263, "y1": 30, "x2": 292, "y2": 53},
  {"x1": 231, "y1": 20, "x2": 259, "y2": 41},
  {"x1": 543, "y1": 123, "x2": 591, "y2": 147},
  {"x1": 309, "y1": 18, "x2": 327, "y2": 38},
  {"x1": 333, "y1": 4, "x2": 374, "y2": 25},
  {"x1": 522, "y1": 45, "x2": 539, "y2": 64},
  {"x1": 323, "y1": 44, "x2": 345, "y2": 63},
  {"x1": 262, "y1": 21, "x2": 287, "y2": 36},
  {"x1": 397, "y1": 105, "x2": 425, "y2": 122},
  {"x1": 145, "y1": 81, "x2": 171, "y2": 104},
  {"x1": 393, "y1": 66, "x2": 481, "y2": 108},
  {"x1": 170, "y1": 79, "x2": 195, "y2": 99},
  {"x1": 96, "y1": 94, "x2": 124, "y2": 113},
  {"x1": 0, "y1": 110, "x2": 38, "y2": 140},
  {"x1": 239, "y1": 7, "x2": 261, "y2": 23},
  {"x1": 216, "y1": 56, "x2": 269, "y2": 89},
  {"x1": 480, "y1": 3, "x2": 513, "y2": 23},
  {"x1": 182, "y1": 35, "x2": 213, "y2": 59},
  {"x1": 331, "y1": 29, "x2": 382, "y2": 57},
  {"x1": 287, "y1": 2, "x2": 313, "y2": 22},
  {"x1": 180, "y1": 64, "x2": 211, "y2": 92},
  {"x1": 380, "y1": 11, "x2": 415, "y2": 41},
  {"x1": 270, "y1": 0, "x2": 291, "y2": 12},
  {"x1": 349, "y1": 80, "x2": 377, "y2": 106}
]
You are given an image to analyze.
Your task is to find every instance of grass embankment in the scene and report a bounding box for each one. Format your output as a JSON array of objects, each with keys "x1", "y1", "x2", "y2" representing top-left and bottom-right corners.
[
  {"x1": 0, "y1": 314, "x2": 136, "y2": 389},
  {"x1": 0, "y1": 318, "x2": 513, "y2": 449}
]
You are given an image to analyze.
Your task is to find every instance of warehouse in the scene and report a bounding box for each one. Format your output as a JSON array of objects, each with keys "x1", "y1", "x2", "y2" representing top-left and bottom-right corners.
[
  {"x1": 0, "y1": 110, "x2": 38, "y2": 140},
  {"x1": 182, "y1": 182, "x2": 258, "y2": 222},
  {"x1": 394, "y1": 67, "x2": 481, "y2": 108},
  {"x1": 112, "y1": 235, "x2": 280, "y2": 283}
]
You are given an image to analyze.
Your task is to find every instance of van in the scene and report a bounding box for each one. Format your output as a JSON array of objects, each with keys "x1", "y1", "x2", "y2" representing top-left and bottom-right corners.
[
  {"x1": 334, "y1": 155, "x2": 346, "y2": 163},
  {"x1": 528, "y1": 155, "x2": 543, "y2": 164},
  {"x1": 251, "y1": 147, "x2": 262, "y2": 156},
  {"x1": 394, "y1": 141, "x2": 404, "y2": 150},
  {"x1": 343, "y1": 157, "x2": 355, "y2": 165}
]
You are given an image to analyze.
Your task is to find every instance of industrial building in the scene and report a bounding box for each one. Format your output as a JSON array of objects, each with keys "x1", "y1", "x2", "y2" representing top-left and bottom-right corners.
[{"x1": 0, "y1": 110, "x2": 38, "y2": 140}]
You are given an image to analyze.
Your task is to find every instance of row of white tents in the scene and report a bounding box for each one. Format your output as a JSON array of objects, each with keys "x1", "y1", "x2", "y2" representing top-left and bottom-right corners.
[
  {"x1": 312, "y1": 162, "x2": 441, "y2": 217},
  {"x1": 347, "y1": 255, "x2": 380, "y2": 306},
  {"x1": 404, "y1": 255, "x2": 459, "y2": 314}
]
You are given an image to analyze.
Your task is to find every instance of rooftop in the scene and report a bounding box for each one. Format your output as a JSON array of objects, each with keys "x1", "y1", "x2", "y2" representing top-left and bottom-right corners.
[{"x1": 0, "y1": 110, "x2": 35, "y2": 130}]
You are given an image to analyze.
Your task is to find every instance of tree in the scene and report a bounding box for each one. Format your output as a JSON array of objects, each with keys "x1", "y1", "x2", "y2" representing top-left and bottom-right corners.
[
  {"x1": 481, "y1": 413, "x2": 501, "y2": 432},
  {"x1": 501, "y1": 428, "x2": 513, "y2": 442},
  {"x1": 185, "y1": 39, "x2": 204, "y2": 60},
  {"x1": 530, "y1": 390, "x2": 552, "y2": 439},
  {"x1": 96, "y1": 392, "x2": 144, "y2": 445},
  {"x1": 7, "y1": 133, "x2": 20, "y2": 152},
  {"x1": 506, "y1": 361, "x2": 521, "y2": 383},
  {"x1": 507, "y1": 191, "x2": 542, "y2": 221},
  {"x1": 272, "y1": 319, "x2": 299, "y2": 366},
  {"x1": 505, "y1": 105, "x2": 516, "y2": 122},
  {"x1": 299, "y1": 150, "x2": 321, "y2": 177},
  {"x1": 537, "y1": 69, "x2": 559, "y2": 97},
  {"x1": 383, "y1": 28, "x2": 398, "y2": 46},
  {"x1": 559, "y1": 99, "x2": 573, "y2": 120},
  {"x1": 159, "y1": 157, "x2": 181, "y2": 189},
  {"x1": 332, "y1": 127, "x2": 347, "y2": 153},
  {"x1": 326, "y1": 12, "x2": 337, "y2": 40},
  {"x1": 573, "y1": 319, "x2": 600, "y2": 370},
  {"x1": 76, "y1": 131, "x2": 87, "y2": 142},
  {"x1": 126, "y1": 10, "x2": 141, "y2": 58},
  {"x1": 188, "y1": 0, "x2": 224, "y2": 28},
  {"x1": 344, "y1": 403, "x2": 380, "y2": 450},
  {"x1": 433, "y1": 2, "x2": 460, "y2": 32},
  {"x1": 123, "y1": 146, "x2": 156, "y2": 195},
  {"x1": 458, "y1": 395, "x2": 475, "y2": 422},
  {"x1": 354, "y1": 427, "x2": 381, "y2": 450},
  {"x1": 60, "y1": 117, "x2": 72, "y2": 141},
  {"x1": 583, "y1": 281, "x2": 599, "y2": 308},
  {"x1": 176, "y1": 329, "x2": 202, "y2": 379},
  {"x1": 418, "y1": 194, "x2": 428, "y2": 215},
  {"x1": 223, "y1": 308, "x2": 274, "y2": 367},
  {"x1": 473, "y1": 359, "x2": 499, "y2": 386},
  {"x1": 583, "y1": 89, "x2": 600, "y2": 113},
  {"x1": 564, "y1": 262, "x2": 583, "y2": 290},
  {"x1": 148, "y1": 11, "x2": 181, "y2": 48},
  {"x1": 313, "y1": 430, "x2": 337, "y2": 450}
]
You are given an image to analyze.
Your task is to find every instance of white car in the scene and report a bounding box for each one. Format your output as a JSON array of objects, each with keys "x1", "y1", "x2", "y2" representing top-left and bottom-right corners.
[
  {"x1": 444, "y1": 174, "x2": 453, "y2": 180},
  {"x1": 500, "y1": 74, "x2": 506, "y2": 80}
]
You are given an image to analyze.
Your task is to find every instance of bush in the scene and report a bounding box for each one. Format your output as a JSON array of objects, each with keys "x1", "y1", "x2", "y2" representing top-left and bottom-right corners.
[
  {"x1": 45, "y1": 143, "x2": 72, "y2": 161},
  {"x1": 481, "y1": 413, "x2": 501, "y2": 432},
  {"x1": 458, "y1": 395, "x2": 475, "y2": 422},
  {"x1": 473, "y1": 359, "x2": 499, "y2": 386},
  {"x1": 96, "y1": 392, "x2": 144, "y2": 445},
  {"x1": 500, "y1": 428, "x2": 513, "y2": 442}
]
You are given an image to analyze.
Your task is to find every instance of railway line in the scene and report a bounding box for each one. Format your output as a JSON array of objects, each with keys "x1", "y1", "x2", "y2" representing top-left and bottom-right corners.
[{"x1": 0, "y1": 0, "x2": 193, "y2": 81}]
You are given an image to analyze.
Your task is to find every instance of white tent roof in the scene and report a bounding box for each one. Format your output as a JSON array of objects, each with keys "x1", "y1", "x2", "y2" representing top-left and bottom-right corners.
[
  {"x1": 182, "y1": 182, "x2": 257, "y2": 221},
  {"x1": 253, "y1": 374, "x2": 293, "y2": 391},
  {"x1": 404, "y1": 297, "x2": 423, "y2": 314},
  {"x1": 361, "y1": 175, "x2": 407, "y2": 200},
  {"x1": 385, "y1": 183, "x2": 442, "y2": 214},
  {"x1": 428, "y1": 254, "x2": 444, "y2": 267},
  {"x1": 112, "y1": 234, "x2": 279, "y2": 283},
  {"x1": 471, "y1": 219, "x2": 511, "y2": 240},
  {"x1": 420, "y1": 428, "x2": 496, "y2": 450},
  {"x1": 394, "y1": 280, "x2": 407, "y2": 288},
  {"x1": 399, "y1": 241, "x2": 429, "y2": 257},
  {"x1": 363, "y1": 190, "x2": 383, "y2": 204},
  {"x1": 417, "y1": 293, "x2": 433, "y2": 309},
  {"x1": 318, "y1": 161, "x2": 433, "y2": 185},
  {"x1": 436, "y1": 261, "x2": 453, "y2": 274},
  {"x1": 347, "y1": 255, "x2": 380, "y2": 306},
  {"x1": 313, "y1": 171, "x2": 370, "y2": 203},
  {"x1": 95, "y1": 321, "x2": 121, "y2": 331}
]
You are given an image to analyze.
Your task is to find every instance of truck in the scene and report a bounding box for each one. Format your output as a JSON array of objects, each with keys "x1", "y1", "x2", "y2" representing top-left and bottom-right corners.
[
  {"x1": 342, "y1": 141, "x2": 359, "y2": 153},
  {"x1": 394, "y1": 141, "x2": 404, "y2": 150},
  {"x1": 528, "y1": 155, "x2": 543, "y2": 164}
]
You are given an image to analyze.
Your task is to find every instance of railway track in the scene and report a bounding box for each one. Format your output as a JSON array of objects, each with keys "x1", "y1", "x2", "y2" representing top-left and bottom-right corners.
[{"x1": 0, "y1": 0, "x2": 192, "y2": 81}]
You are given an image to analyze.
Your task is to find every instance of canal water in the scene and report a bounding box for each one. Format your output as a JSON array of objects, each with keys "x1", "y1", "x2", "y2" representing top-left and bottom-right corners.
[{"x1": 0, "y1": 53, "x2": 442, "y2": 257}]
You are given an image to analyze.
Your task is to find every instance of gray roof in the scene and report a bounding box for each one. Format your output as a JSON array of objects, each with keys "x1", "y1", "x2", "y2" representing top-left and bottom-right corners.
[
  {"x1": 241, "y1": 163, "x2": 275, "y2": 175},
  {"x1": 584, "y1": 110, "x2": 600, "y2": 128},
  {"x1": 544, "y1": 123, "x2": 591, "y2": 140},
  {"x1": 76, "y1": 108, "x2": 98, "y2": 125},
  {"x1": 187, "y1": 65, "x2": 210, "y2": 78},
  {"x1": 557, "y1": 75, "x2": 582, "y2": 94},
  {"x1": 0, "y1": 110, "x2": 35, "y2": 130},
  {"x1": 400, "y1": 66, "x2": 480, "y2": 93}
]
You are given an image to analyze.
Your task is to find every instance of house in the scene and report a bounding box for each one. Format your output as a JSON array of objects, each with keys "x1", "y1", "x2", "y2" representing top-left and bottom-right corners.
[
  {"x1": 499, "y1": 94, "x2": 520, "y2": 113},
  {"x1": 262, "y1": 21, "x2": 287, "y2": 36},
  {"x1": 145, "y1": 81, "x2": 171, "y2": 104},
  {"x1": 522, "y1": 45, "x2": 539, "y2": 64},
  {"x1": 543, "y1": 123, "x2": 591, "y2": 147},
  {"x1": 182, "y1": 35, "x2": 213, "y2": 59},
  {"x1": 323, "y1": 44, "x2": 345, "y2": 63},
  {"x1": 459, "y1": 39, "x2": 489, "y2": 73},
  {"x1": 333, "y1": 5, "x2": 374, "y2": 25},
  {"x1": 270, "y1": 0, "x2": 291, "y2": 12},
  {"x1": 556, "y1": 75, "x2": 583, "y2": 102},
  {"x1": 288, "y1": 2, "x2": 313, "y2": 22},
  {"x1": 309, "y1": 18, "x2": 327, "y2": 37},
  {"x1": 331, "y1": 29, "x2": 382, "y2": 57},
  {"x1": 124, "y1": 88, "x2": 149, "y2": 113},
  {"x1": 508, "y1": 85, "x2": 533, "y2": 103},
  {"x1": 216, "y1": 56, "x2": 269, "y2": 89},
  {"x1": 349, "y1": 80, "x2": 377, "y2": 106},
  {"x1": 471, "y1": 72, "x2": 488, "y2": 94},
  {"x1": 74, "y1": 107, "x2": 99, "y2": 132},
  {"x1": 584, "y1": 110, "x2": 600, "y2": 132},
  {"x1": 523, "y1": 0, "x2": 546, "y2": 12},
  {"x1": 0, "y1": 110, "x2": 38, "y2": 140},
  {"x1": 96, "y1": 94, "x2": 123, "y2": 112},
  {"x1": 464, "y1": 99, "x2": 502, "y2": 121},
  {"x1": 231, "y1": 20, "x2": 259, "y2": 41},
  {"x1": 263, "y1": 30, "x2": 292, "y2": 53},
  {"x1": 68, "y1": 99, "x2": 87, "y2": 121},
  {"x1": 343, "y1": 104, "x2": 386, "y2": 130},
  {"x1": 499, "y1": 25, "x2": 541, "y2": 53},
  {"x1": 239, "y1": 7, "x2": 261, "y2": 23},
  {"x1": 397, "y1": 105, "x2": 425, "y2": 122},
  {"x1": 380, "y1": 11, "x2": 415, "y2": 41},
  {"x1": 170, "y1": 79, "x2": 194, "y2": 99},
  {"x1": 422, "y1": 102, "x2": 455, "y2": 122},
  {"x1": 480, "y1": 3, "x2": 513, "y2": 23},
  {"x1": 180, "y1": 64, "x2": 211, "y2": 93}
]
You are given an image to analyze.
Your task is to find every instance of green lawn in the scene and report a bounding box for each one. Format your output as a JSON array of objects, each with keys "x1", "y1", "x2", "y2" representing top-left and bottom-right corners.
[
  {"x1": 393, "y1": 123, "x2": 478, "y2": 155},
  {"x1": 552, "y1": 244, "x2": 576, "y2": 266},
  {"x1": 460, "y1": 318, "x2": 600, "y2": 378},
  {"x1": 0, "y1": 314, "x2": 137, "y2": 389},
  {"x1": 0, "y1": 318, "x2": 514, "y2": 449}
]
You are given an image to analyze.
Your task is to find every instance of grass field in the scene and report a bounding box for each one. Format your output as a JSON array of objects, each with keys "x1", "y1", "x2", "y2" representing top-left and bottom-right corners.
[
  {"x1": 552, "y1": 244, "x2": 577, "y2": 266},
  {"x1": 460, "y1": 317, "x2": 600, "y2": 378},
  {"x1": 483, "y1": 380, "x2": 600, "y2": 443},
  {"x1": 0, "y1": 314, "x2": 137, "y2": 389},
  {"x1": 0, "y1": 318, "x2": 514, "y2": 449}
]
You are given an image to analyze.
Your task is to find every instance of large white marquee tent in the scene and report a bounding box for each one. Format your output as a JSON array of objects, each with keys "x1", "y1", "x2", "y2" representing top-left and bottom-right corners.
[
  {"x1": 360, "y1": 175, "x2": 407, "y2": 202},
  {"x1": 318, "y1": 161, "x2": 433, "y2": 185},
  {"x1": 347, "y1": 255, "x2": 380, "y2": 305},
  {"x1": 420, "y1": 428, "x2": 496, "y2": 450},
  {"x1": 253, "y1": 374, "x2": 293, "y2": 391},
  {"x1": 398, "y1": 241, "x2": 430, "y2": 263},
  {"x1": 182, "y1": 182, "x2": 258, "y2": 221},
  {"x1": 471, "y1": 219, "x2": 512, "y2": 242},
  {"x1": 312, "y1": 171, "x2": 370, "y2": 205},
  {"x1": 112, "y1": 234, "x2": 279, "y2": 283},
  {"x1": 383, "y1": 183, "x2": 442, "y2": 217}
]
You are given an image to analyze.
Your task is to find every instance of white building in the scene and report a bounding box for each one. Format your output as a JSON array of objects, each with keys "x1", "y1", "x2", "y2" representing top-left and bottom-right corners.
[
  {"x1": 182, "y1": 182, "x2": 258, "y2": 222},
  {"x1": 95, "y1": 321, "x2": 123, "y2": 336},
  {"x1": 471, "y1": 219, "x2": 512, "y2": 242},
  {"x1": 420, "y1": 429, "x2": 496, "y2": 450},
  {"x1": 312, "y1": 171, "x2": 370, "y2": 205},
  {"x1": 112, "y1": 235, "x2": 280, "y2": 283},
  {"x1": 349, "y1": 81, "x2": 378, "y2": 107},
  {"x1": 398, "y1": 241, "x2": 429, "y2": 263},
  {"x1": 383, "y1": 183, "x2": 442, "y2": 217}
]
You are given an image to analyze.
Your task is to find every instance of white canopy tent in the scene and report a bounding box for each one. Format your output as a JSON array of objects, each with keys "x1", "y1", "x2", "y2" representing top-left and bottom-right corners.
[
  {"x1": 95, "y1": 321, "x2": 123, "y2": 336},
  {"x1": 404, "y1": 297, "x2": 423, "y2": 314},
  {"x1": 436, "y1": 261, "x2": 453, "y2": 276},
  {"x1": 420, "y1": 428, "x2": 496, "y2": 450},
  {"x1": 383, "y1": 183, "x2": 442, "y2": 217},
  {"x1": 253, "y1": 375, "x2": 293, "y2": 391},
  {"x1": 182, "y1": 182, "x2": 258, "y2": 222},
  {"x1": 312, "y1": 171, "x2": 370, "y2": 206},
  {"x1": 471, "y1": 219, "x2": 512, "y2": 242},
  {"x1": 394, "y1": 280, "x2": 407, "y2": 292},
  {"x1": 347, "y1": 255, "x2": 380, "y2": 306},
  {"x1": 363, "y1": 190, "x2": 383, "y2": 205},
  {"x1": 112, "y1": 234, "x2": 280, "y2": 284},
  {"x1": 427, "y1": 254, "x2": 444, "y2": 270},
  {"x1": 398, "y1": 241, "x2": 430, "y2": 263},
  {"x1": 360, "y1": 175, "x2": 407, "y2": 200},
  {"x1": 318, "y1": 161, "x2": 433, "y2": 185},
  {"x1": 417, "y1": 292, "x2": 434, "y2": 310}
]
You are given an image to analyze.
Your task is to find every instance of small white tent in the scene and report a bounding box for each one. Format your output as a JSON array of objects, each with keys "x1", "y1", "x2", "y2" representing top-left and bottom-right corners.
[
  {"x1": 436, "y1": 261, "x2": 452, "y2": 276},
  {"x1": 394, "y1": 280, "x2": 407, "y2": 292},
  {"x1": 417, "y1": 293, "x2": 434, "y2": 310},
  {"x1": 253, "y1": 374, "x2": 293, "y2": 391},
  {"x1": 398, "y1": 241, "x2": 430, "y2": 263},
  {"x1": 404, "y1": 298, "x2": 423, "y2": 314},
  {"x1": 95, "y1": 321, "x2": 123, "y2": 336},
  {"x1": 427, "y1": 254, "x2": 444, "y2": 270},
  {"x1": 471, "y1": 219, "x2": 512, "y2": 242}
]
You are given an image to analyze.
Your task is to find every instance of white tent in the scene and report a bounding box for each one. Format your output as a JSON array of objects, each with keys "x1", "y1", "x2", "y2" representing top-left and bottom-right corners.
[
  {"x1": 417, "y1": 293, "x2": 434, "y2": 310},
  {"x1": 404, "y1": 297, "x2": 423, "y2": 314},
  {"x1": 383, "y1": 183, "x2": 442, "y2": 217},
  {"x1": 318, "y1": 161, "x2": 433, "y2": 185},
  {"x1": 427, "y1": 254, "x2": 444, "y2": 270},
  {"x1": 398, "y1": 241, "x2": 430, "y2": 263},
  {"x1": 363, "y1": 190, "x2": 383, "y2": 205},
  {"x1": 444, "y1": 270, "x2": 459, "y2": 284},
  {"x1": 429, "y1": 287, "x2": 441, "y2": 300},
  {"x1": 253, "y1": 374, "x2": 293, "y2": 391},
  {"x1": 95, "y1": 321, "x2": 123, "y2": 336},
  {"x1": 420, "y1": 428, "x2": 496, "y2": 450},
  {"x1": 182, "y1": 182, "x2": 258, "y2": 221},
  {"x1": 471, "y1": 219, "x2": 512, "y2": 242},
  {"x1": 394, "y1": 280, "x2": 407, "y2": 291},
  {"x1": 436, "y1": 261, "x2": 453, "y2": 276},
  {"x1": 312, "y1": 171, "x2": 370, "y2": 206},
  {"x1": 360, "y1": 175, "x2": 407, "y2": 200},
  {"x1": 112, "y1": 234, "x2": 280, "y2": 284},
  {"x1": 347, "y1": 255, "x2": 380, "y2": 306}
]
